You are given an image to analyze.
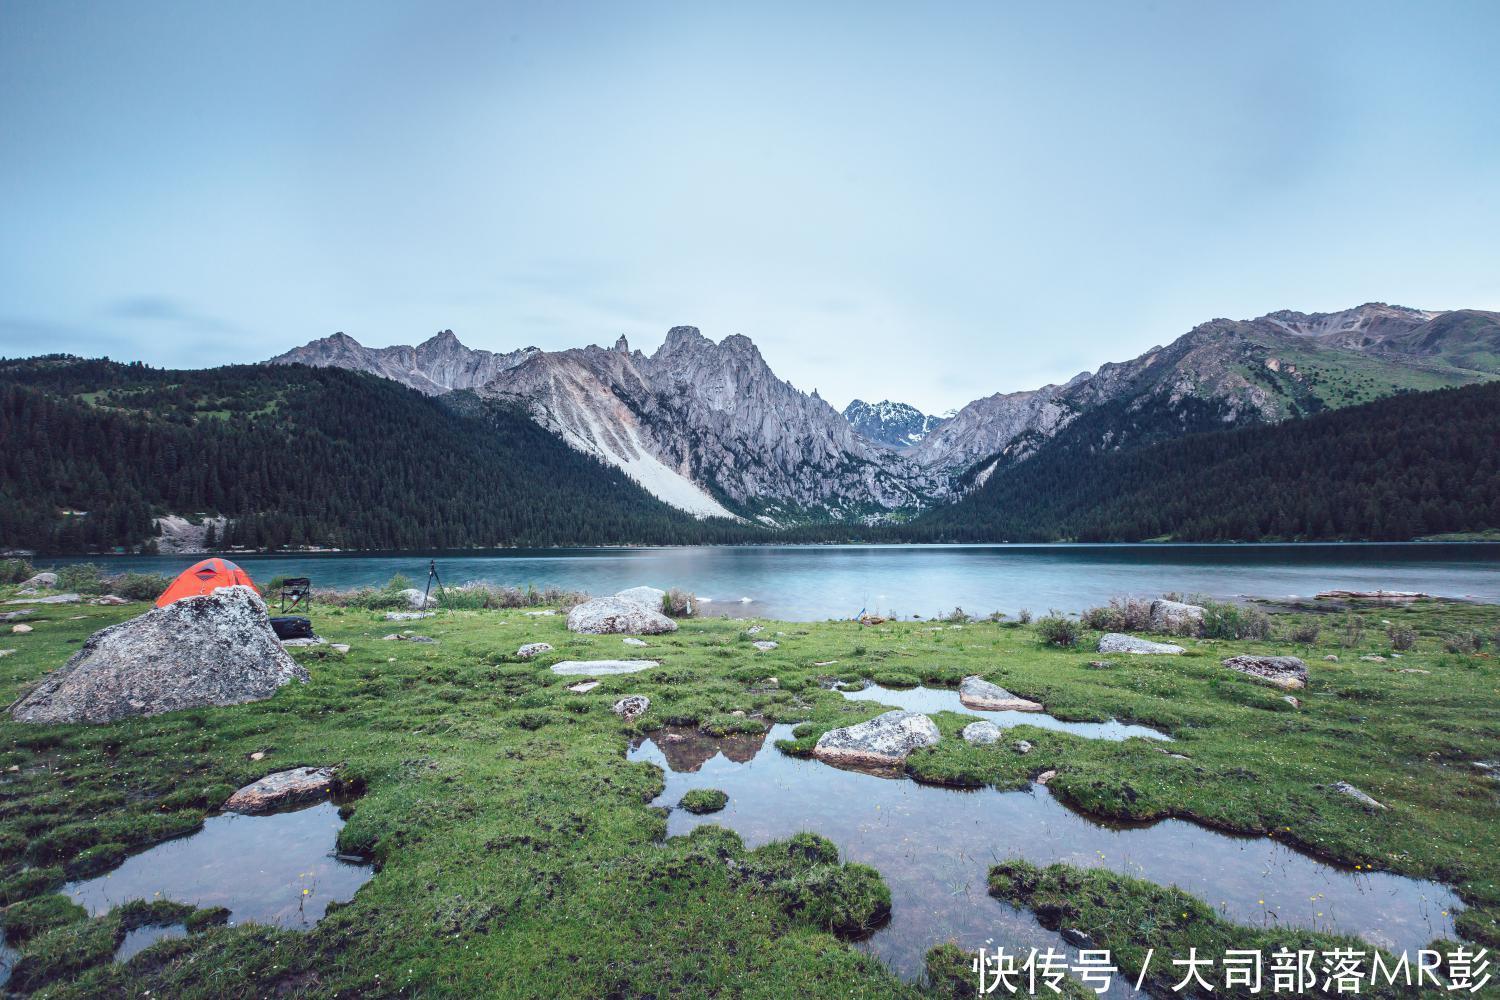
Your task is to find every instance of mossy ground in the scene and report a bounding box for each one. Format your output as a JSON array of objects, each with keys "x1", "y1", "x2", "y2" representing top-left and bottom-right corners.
[{"x1": 0, "y1": 593, "x2": 1496, "y2": 997}]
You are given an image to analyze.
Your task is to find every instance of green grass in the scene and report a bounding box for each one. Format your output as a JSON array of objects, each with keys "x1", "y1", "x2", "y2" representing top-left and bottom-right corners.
[{"x1": 0, "y1": 594, "x2": 1495, "y2": 996}]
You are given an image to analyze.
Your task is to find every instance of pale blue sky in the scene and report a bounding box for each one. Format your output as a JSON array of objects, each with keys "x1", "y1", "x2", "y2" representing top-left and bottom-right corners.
[{"x1": 2, "y1": 1, "x2": 1497, "y2": 413}]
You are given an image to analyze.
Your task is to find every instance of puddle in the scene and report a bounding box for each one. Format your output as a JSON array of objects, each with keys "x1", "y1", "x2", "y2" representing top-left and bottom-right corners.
[
  {"x1": 115, "y1": 923, "x2": 186, "y2": 962},
  {"x1": 62, "y1": 801, "x2": 372, "y2": 929},
  {"x1": 629, "y1": 725, "x2": 1460, "y2": 991},
  {"x1": 841, "y1": 684, "x2": 1172, "y2": 741}
]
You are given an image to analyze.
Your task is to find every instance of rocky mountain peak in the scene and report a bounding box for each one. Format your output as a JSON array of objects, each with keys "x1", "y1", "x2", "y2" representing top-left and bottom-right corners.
[{"x1": 843, "y1": 399, "x2": 947, "y2": 449}]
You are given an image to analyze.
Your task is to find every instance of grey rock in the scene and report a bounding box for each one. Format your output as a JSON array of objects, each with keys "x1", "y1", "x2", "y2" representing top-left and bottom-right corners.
[
  {"x1": 1013, "y1": 740, "x2": 1034, "y2": 754},
  {"x1": 281, "y1": 636, "x2": 325, "y2": 647},
  {"x1": 744, "y1": 625, "x2": 764, "y2": 636},
  {"x1": 90, "y1": 595, "x2": 130, "y2": 606},
  {"x1": 566, "y1": 680, "x2": 600, "y2": 693},
  {"x1": 330, "y1": 643, "x2": 350, "y2": 654},
  {"x1": 18, "y1": 572, "x2": 57, "y2": 590},
  {"x1": 5, "y1": 593, "x2": 81, "y2": 606},
  {"x1": 1222, "y1": 655, "x2": 1308, "y2": 690},
  {"x1": 622, "y1": 637, "x2": 649, "y2": 647},
  {"x1": 959, "y1": 675, "x2": 1042, "y2": 711},
  {"x1": 812, "y1": 710, "x2": 941, "y2": 768},
  {"x1": 961, "y1": 721, "x2": 1002, "y2": 744},
  {"x1": 550, "y1": 659, "x2": 658, "y2": 676},
  {"x1": 1149, "y1": 599, "x2": 1205, "y2": 633},
  {"x1": 1332, "y1": 781, "x2": 1387, "y2": 811},
  {"x1": 1098, "y1": 633, "x2": 1185, "y2": 655},
  {"x1": 1359, "y1": 655, "x2": 1387, "y2": 663},
  {"x1": 1085, "y1": 660, "x2": 1116, "y2": 670},
  {"x1": 11, "y1": 624, "x2": 33, "y2": 634},
  {"x1": 268, "y1": 328, "x2": 537, "y2": 395},
  {"x1": 614, "y1": 586, "x2": 666, "y2": 610},
  {"x1": 752, "y1": 640, "x2": 778, "y2": 651},
  {"x1": 10, "y1": 587, "x2": 307, "y2": 724},
  {"x1": 397, "y1": 588, "x2": 437, "y2": 609},
  {"x1": 1323, "y1": 654, "x2": 1340, "y2": 661},
  {"x1": 224, "y1": 766, "x2": 336, "y2": 814},
  {"x1": 842, "y1": 399, "x2": 947, "y2": 448},
  {"x1": 1283, "y1": 695, "x2": 1301, "y2": 708},
  {"x1": 612, "y1": 695, "x2": 650, "y2": 720},
  {"x1": 384, "y1": 611, "x2": 433, "y2": 621},
  {"x1": 516, "y1": 642, "x2": 553, "y2": 659},
  {"x1": 566, "y1": 596, "x2": 678, "y2": 635}
]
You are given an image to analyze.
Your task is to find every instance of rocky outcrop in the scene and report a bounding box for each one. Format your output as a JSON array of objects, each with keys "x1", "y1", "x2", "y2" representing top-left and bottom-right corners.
[
  {"x1": 959, "y1": 676, "x2": 1042, "y2": 712},
  {"x1": 10, "y1": 587, "x2": 307, "y2": 724},
  {"x1": 611, "y1": 695, "x2": 650, "y2": 720},
  {"x1": 516, "y1": 642, "x2": 553, "y2": 659},
  {"x1": 268, "y1": 329, "x2": 537, "y2": 395},
  {"x1": 224, "y1": 766, "x2": 336, "y2": 814},
  {"x1": 1098, "y1": 633, "x2": 1185, "y2": 655},
  {"x1": 1149, "y1": 599, "x2": 1205, "y2": 634},
  {"x1": 1222, "y1": 655, "x2": 1308, "y2": 690},
  {"x1": 961, "y1": 721, "x2": 1002, "y2": 744},
  {"x1": 812, "y1": 710, "x2": 941, "y2": 768},
  {"x1": 566, "y1": 597, "x2": 678, "y2": 635},
  {"x1": 842, "y1": 399, "x2": 946, "y2": 449},
  {"x1": 550, "y1": 659, "x2": 658, "y2": 676}
]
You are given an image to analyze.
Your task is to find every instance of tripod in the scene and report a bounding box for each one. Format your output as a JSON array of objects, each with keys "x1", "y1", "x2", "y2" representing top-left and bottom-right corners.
[{"x1": 420, "y1": 559, "x2": 445, "y2": 608}]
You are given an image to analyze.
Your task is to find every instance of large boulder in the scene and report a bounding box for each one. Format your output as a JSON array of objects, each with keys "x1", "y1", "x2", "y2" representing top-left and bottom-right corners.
[
  {"x1": 1222, "y1": 655, "x2": 1308, "y2": 690},
  {"x1": 614, "y1": 586, "x2": 666, "y2": 611},
  {"x1": 18, "y1": 573, "x2": 57, "y2": 590},
  {"x1": 1149, "y1": 599, "x2": 1204, "y2": 634},
  {"x1": 812, "y1": 710, "x2": 941, "y2": 768},
  {"x1": 959, "y1": 676, "x2": 1042, "y2": 712},
  {"x1": 224, "y1": 766, "x2": 336, "y2": 814},
  {"x1": 10, "y1": 586, "x2": 308, "y2": 724},
  {"x1": 1098, "y1": 633, "x2": 1185, "y2": 655},
  {"x1": 566, "y1": 596, "x2": 678, "y2": 635},
  {"x1": 398, "y1": 588, "x2": 437, "y2": 609}
]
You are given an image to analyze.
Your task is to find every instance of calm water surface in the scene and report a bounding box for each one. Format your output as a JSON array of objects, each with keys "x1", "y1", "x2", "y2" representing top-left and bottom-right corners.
[
  {"x1": 629, "y1": 725, "x2": 1460, "y2": 987},
  {"x1": 840, "y1": 684, "x2": 1172, "y2": 741},
  {"x1": 53, "y1": 543, "x2": 1500, "y2": 621}
]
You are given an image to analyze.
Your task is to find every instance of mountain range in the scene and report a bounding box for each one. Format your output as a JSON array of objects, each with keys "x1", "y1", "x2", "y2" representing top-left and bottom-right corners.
[{"x1": 268, "y1": 302, "x2": 1500, "y2": 523}]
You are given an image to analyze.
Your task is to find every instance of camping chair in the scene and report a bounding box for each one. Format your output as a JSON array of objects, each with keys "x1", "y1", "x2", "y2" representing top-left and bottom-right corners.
[{"x1": 279, "y1": 577, "x2": 311, "y2": 612}]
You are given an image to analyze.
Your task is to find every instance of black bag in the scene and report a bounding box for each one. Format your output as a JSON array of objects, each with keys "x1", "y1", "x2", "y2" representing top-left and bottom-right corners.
[{"x1": 270, "y1": 616, "x2": 314, "y2": 640}]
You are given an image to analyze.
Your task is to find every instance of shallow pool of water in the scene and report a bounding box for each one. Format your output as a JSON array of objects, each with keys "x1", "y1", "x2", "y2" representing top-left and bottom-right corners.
[
  {"x1": 839, "y1": 684, "x2": 1172, "y2": 741},
  {"x1": 62, "y1": 801, "x2": 372, "y2": 928},
  {"x1": 629, "y1": 725, "x2": 1460, "y2": 988},
  {"x1": 115, "y1": 923, "x2": 186, "y2": 962}
]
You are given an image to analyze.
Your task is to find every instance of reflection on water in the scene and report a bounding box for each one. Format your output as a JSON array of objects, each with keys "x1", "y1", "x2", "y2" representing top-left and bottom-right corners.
[
  {"x1": 629, "y1": 725, "x2": 1460, "y2": 990},
  {"x1": 115, "y1": 923, "x2": 186, "y2": 962},
  {"x1": 840, "y1": 684, "x2": 1172, "y2": 741},
  {"x1": 46, "y1": 542, "x2": 1500, "y2": 620},
  {"x1": 63, "y1": 801, "x2": 372, "y2": 928}
]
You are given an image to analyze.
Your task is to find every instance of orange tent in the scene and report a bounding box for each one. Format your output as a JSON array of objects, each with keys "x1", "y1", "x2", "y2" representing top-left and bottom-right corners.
[{"x1": 156, "y1": 557, "x2": 258, "y2": 608}]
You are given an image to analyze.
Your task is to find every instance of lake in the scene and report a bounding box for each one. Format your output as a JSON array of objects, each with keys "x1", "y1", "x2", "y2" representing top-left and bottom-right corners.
[{"x1": 49, "y1": 543, "x2": 1500, "y2": 621}]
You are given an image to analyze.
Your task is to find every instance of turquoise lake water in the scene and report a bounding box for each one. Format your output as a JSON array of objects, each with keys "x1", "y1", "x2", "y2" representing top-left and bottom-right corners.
[{"x1": 48, "y1": 543, "x2": 1499, "y2": 621}]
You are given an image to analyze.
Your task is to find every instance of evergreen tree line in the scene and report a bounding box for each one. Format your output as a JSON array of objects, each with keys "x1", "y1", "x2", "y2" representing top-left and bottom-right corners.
[{"x1": 0, "y1": 359, "x2": 759, "y2": 553}]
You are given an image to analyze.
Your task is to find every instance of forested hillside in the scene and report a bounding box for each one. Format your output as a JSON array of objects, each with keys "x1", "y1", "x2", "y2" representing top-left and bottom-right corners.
[
  {"x1": 0, "y1": 358, "x2": 756, "y2": 553},
  {"x1": 897, "y1": 381, "x2": 1500, "y2": 542}
]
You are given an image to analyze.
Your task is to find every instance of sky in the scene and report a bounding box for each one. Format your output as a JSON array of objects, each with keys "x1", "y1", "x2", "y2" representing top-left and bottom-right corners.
[{"x1": 2, "y1": 1, "x2": 1498, "y2": 414}]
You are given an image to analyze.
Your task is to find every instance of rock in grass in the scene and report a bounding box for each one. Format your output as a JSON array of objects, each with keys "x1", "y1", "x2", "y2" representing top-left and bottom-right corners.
[
  {"x1": 752, "y1": 640, "x2": 778, "y2": 651},
  {"x1": 622, "y1": 637, "x2": 648, "y2": 647},
  {"x1": 1332, "y1": 781, "x2": 1386, "y2": 811},
  {"x1": 566, "y1": 680, "x2": 600, "y2": 693},
  {"x1": 611, "y1": 695, "x2": 650, "y2": 720},
  {"x1": 1098, "y1": 633, "x2": 1184, "y2": 655},
  {"x1": 961, "y1": 721, "x2": 1002, "y2": 745},
  {"x1": 679, "y1": 788, "x2": 727, "y2": 814},
  {"x1": 398, "y1": 588, "x2": 437, "y2": 609},
  {"x1": 1149, "y1": 599, "x2": 1204, "y2": 633},
  {"x1": 551, "y1": 659, "x2": 658, "y2": 676},
  {"x1": 1221, "y1": 655, "x2": 1308, "y2": 690},
  {"x1": 90, "y1": 595, "x2": 130, "y2": 606},
  {"x1": 11, "y1": 624, "x2": 32, "y2": 634},
  {"x1": 1013, "y1": 740, "x2": 1034, "y2": 754},
  {"x1": 384, "y1": 611, "x2": 433, "y2": 622},
  {"x1": 5, "y1": 593, "x2": 80, "y2": 606},
  {"x1": 10, "y1": 587, "x2": 306, "y2": 725},
  {"x1": 813, "y1": 710, "x2": 940, "y2": 768},
  {"x1": 566, "y1": 596, "x2": 677, "y2": 636},
  {"x1": 17, "y1": 573, "x2": 57, "y2": 590},
  {"x1": 959, "y1": 675, "x2": 1042, "y2": 712},
  {"x1": 516, "y1": 642, "x2": 553, "y2": 659},
  {"x1": 224, "y1": 766, "x2": 336, "y2": 814}
]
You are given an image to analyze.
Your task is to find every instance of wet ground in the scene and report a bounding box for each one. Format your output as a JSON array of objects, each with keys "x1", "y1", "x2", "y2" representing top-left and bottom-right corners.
[
  {"x1": 62, "y1": 801, "x2": 372, "y2": 929},
  {"x1": 628, "y1": 725, "x2": 1461, "y2": 990},
  {"x1": 115, "y1": 923, "x2": 186, "y2": 962},
  {"x1": 839, "y1": 684, "x2": 1172, "y2": 741}
]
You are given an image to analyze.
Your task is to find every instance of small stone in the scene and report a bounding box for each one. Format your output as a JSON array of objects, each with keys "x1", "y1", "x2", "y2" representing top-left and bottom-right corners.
[
  {"x1": 406, "y1": 635, "x2": 436, "y2": 644},
  {"x1": 961, "y1": 721, "x2": 1002, "y2": 744},
  {"x1": 761, "y1": 677, "x2": 779, "y2": 688},
  {"x1": 1283, "y1": 695, "x2": 1301, "y2": 708},
  {"x1": 516, "y1": 642, "x2": 553, "y2": 659},
  {"x1": 1085, "y1": 660, "x2": 1115, "y2": 670},
  {"x1": 523, "y1": 610, "x2": 557, "y2": 616},
  {"x1": 1323, "y1": 654, "x2": 1340, "y2": 661},
  {"x1": 744, "y1": 625, "x2": 764, "y2": 636},
  {"x1": 1097, "y1": 633, "x2": 1184, "y2": 655},
  {"x1": 1359, "y1": 655, "x2": 1387, "y2": 663},
  {"x1": 381, "y1": 633, "x2": 400, "y2": 641},
  {"x1": 224, "y1": 766, "x2": 336, "y2": 814},
  {"x1": 566, "y1": 680, "x2": 600, "y2": 693},
  {"x1": 622, "y1": 637, "x2": 648, "y2": 647},
  {"x1": 752, "y1": 640, "x2": 778, "y2": 651},
  {"x1": 611, "y1": 695, "x2": 650, "y2": 720},
  {"x1": 384, "y1": 611, "x2": 433, "y2": 621},
  {"x1": 249, "y1": 751, "x2": 266, "y2": 761},
  {"x1": 1013, "y1": 739, "x2": 1034, "y2": 754},
  {"x1": 1036, "y1": 770, "x2": 1058, "y2": 785},
  {"x1": 0, "y1": 649, "x2": 14, "y2": 658},
  {"x1": 1332, "y1": 781, "x2": 1386, "y2": 811},
  {"x1": 1397, "y1": 668, "x2": 1430, "y2": 674},
  {"x1": 330, "y1": 644, "x2": 350, "y2": 654},
  {"x1": 90, "y1": 595, "x2": 130, "y2": 606},
  {"x1": 730, "y1": 710, "x2": 747, "y2": 717},
  {"x1": 11, "y1": 624, "x2": 33, "y2": 634}
]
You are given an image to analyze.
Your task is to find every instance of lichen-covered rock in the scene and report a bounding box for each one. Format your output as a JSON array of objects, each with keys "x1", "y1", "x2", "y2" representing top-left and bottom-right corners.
[
  {"x1": 1098, "y1": 633, "x2": 1185, "y2": 655},
  {"x1": 550, "y1": 659, "x2": 658, "y2": 676},
  {"x1": 566, "y1": 597, "x2": 678, "y2": 635},
  {"x1": 959, "y1": 676, "x2": 1042, "y2": 712},
  {"x1": 1222, "y1": 655, "x2": 1307, "y2": 690},
  {"x1": 961, "y1": 721, "x2": 1002, "y2": 744},
  {"x1": 398, "y1": 588, "x2": 437, "y2": 609},
  {"x1": 614, "y1": 586, "x2": 666, "y2": 610},
  {"x1": 1332, "y1": 781, "x2": 1386, "y2": 811},
  {"x1": 10, "y1": 586, "x2": 307, "y2": 724},
  {"x1": 611, "y1": 695, "x2": 650, "y2": 720},
  {"x1": 812, "y1": 710, "x2": 940, "y2": 768},
  {"x1": 517, "y1": 642, "x2": 553, "y2": 659},
  {"x1": 224, "y1": 766, "x2": 336, "y2": 814},
  {"x1": 1149, "y1": 599, "x2": 1205, "y2": 633}
]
